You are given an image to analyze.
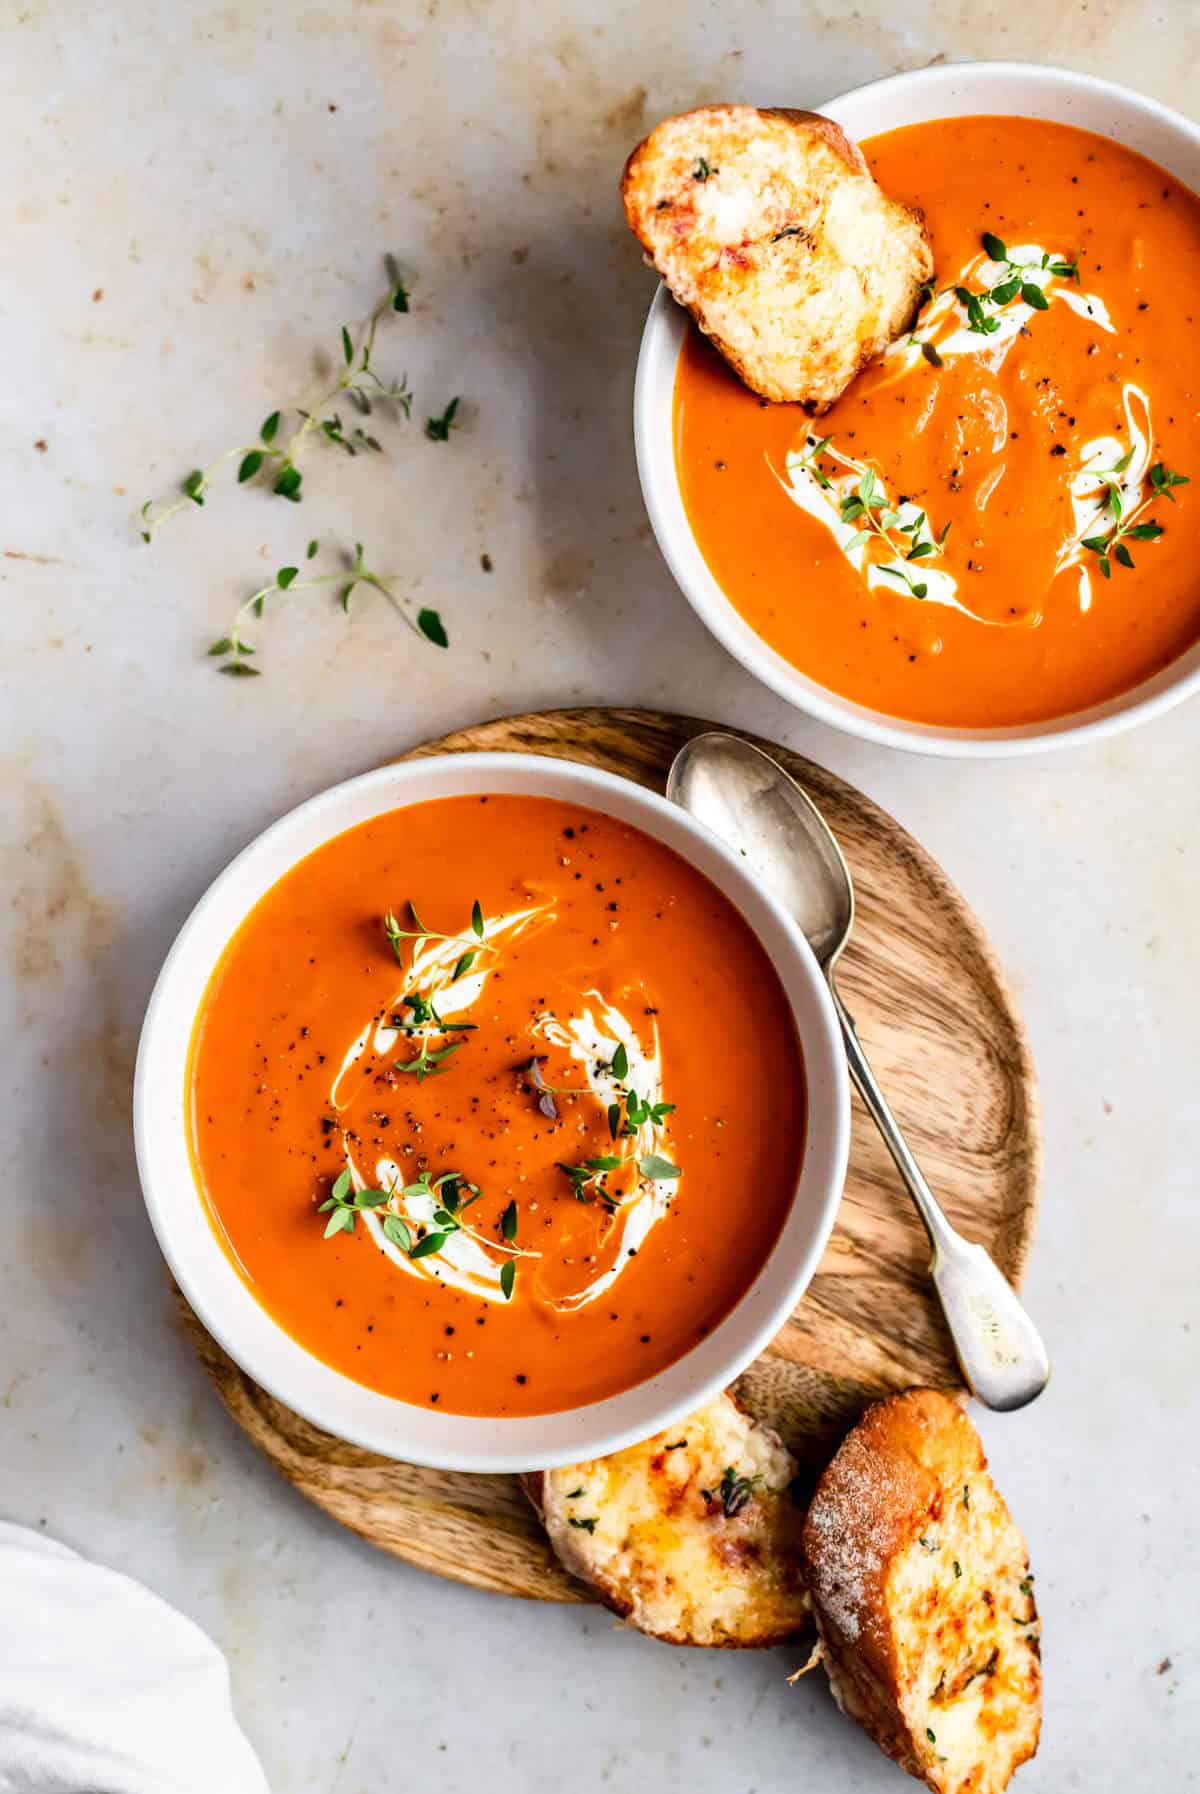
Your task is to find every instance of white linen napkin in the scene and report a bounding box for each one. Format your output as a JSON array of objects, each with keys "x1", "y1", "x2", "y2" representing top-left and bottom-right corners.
[{"x1": 0, "y1": 1522, "x2": 269, "y2": 1794}]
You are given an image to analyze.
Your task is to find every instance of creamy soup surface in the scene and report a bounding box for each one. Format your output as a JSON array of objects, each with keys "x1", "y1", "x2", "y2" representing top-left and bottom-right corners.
[
  {"x1": 188, "y1": 794, "x2": 805, "y2": 1416},
  {"x1": 674, "y1": 116, "x2": 1200, "y2": 727}
]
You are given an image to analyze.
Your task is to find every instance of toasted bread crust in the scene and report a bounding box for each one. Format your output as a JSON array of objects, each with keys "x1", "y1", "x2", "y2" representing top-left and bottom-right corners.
[
  {"x1": 622, "y1": 104, "x2": 933, "y2": 409},
  {"x1": 525, "y1": 1392, "x2": 810, "y2": 1647},
  {"x1": 803, "y1": 1390, "x2": 1041, "y2": 1794}
]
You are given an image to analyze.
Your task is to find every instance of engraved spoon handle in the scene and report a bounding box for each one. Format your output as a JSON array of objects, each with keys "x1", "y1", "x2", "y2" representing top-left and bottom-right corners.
[{"x1": 833, "y1": 987, "x2": 1050, "y2": 1412}]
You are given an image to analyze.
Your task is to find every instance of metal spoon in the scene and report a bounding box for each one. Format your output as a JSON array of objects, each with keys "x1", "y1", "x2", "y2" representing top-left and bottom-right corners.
[{"x1": 667, "y1": 730, "x2": 1050, "y2": 1412}]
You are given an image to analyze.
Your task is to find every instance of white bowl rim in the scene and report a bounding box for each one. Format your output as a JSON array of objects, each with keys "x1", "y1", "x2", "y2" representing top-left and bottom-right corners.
[
  {"x1": 135, "y1": 750, "x2": 850, "y2": 1472},
  {"x1": 633, "y1": 60, "x2": 1200, "y2": 758}
]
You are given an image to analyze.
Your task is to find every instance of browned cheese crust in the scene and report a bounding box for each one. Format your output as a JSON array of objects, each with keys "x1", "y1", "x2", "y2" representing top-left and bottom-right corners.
[
  {"x1": 621, "y1": 104, "x2": 933, "y2": 409},
  {"x1": 802, "y1": 1389, "x2": 1042, "y2": 1794},
  {"x1": 524, "y1": 1392, "x2": 810, "y2": 1647}
]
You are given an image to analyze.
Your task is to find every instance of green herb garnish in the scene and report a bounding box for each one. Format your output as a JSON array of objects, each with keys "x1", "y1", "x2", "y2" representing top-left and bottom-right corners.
[
  {"x1": 140, "y1": 264, "x2": 416, "y2": 542},
  {"x1": 1081, "y1": 461, "x2": 1187, "y2": 578},
  {"x1": 206, "y1": 540, "x2": 446, "y2": 677},
  {"x1": 700, "y1": 1465, "x2": 762, "y2": 1518},
  {"x1": 569, "y1": 1516, "x2": 597, "y2": 1533},
  {"x1": 425, "y1": 397, "x2": 460, "y2": 442},
  {"x1": 693, "y1": 157, "x2": 712, "y2": 181}
]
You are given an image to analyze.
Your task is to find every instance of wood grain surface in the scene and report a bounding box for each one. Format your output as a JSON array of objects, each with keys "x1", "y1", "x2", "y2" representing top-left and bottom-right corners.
[{"x1": 177, "y1": 707, "x2": 1041, "y2": 1602}]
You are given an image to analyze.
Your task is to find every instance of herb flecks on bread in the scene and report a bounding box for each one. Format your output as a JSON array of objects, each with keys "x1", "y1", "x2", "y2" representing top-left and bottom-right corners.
[
  {"x1": 622, "y1": 105, "x2": 933, "y2": 410},
  {"x1": 802, "y1": 1389, "x2": 1041, "y2": 1794},
  {"x1": 525, "y1": 1391, "x2": 809, "y2": 1647}
]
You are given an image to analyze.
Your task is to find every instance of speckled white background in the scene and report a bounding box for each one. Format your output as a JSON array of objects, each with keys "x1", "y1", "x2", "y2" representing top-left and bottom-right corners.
[{"x1": 2, "y1": 3, "x2": 1198, "y2": 1789}]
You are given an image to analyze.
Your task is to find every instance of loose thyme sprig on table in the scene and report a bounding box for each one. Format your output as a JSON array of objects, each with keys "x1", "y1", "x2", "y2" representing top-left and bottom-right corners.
[
  {"x1": 140, "y1": 268, "x2": 417, "y2": 541},
  {"x1": 206, "y1": 539, "x2": 447, "y2": 675},
  {"x1": 1081, "y1": 459, "x2": 1189, "y2": 579}
]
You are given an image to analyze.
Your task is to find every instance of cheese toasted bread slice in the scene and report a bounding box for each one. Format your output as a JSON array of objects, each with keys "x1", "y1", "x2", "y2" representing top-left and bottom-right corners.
[
  {"x1": 622, "y1": 105, "x2": 933, "y2": 409},
  {"x1": 525, "y1": 1392, "x2": 809, "y2": 1646},
  {"x1": 802, "y1": 1389, "x2": 1041, "y2": 1794}
]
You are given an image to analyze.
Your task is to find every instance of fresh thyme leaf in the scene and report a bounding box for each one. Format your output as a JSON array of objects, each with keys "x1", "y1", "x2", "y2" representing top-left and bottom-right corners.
[
  {"x1": 417, "y1": 608, "x2": 449, "y2": 647},
  {"x1": 332, "y1": 1170, "x2": 352, "y2": 1201},
  {"x1": 638, "y1": 1153, "x2": 680, "y2": 1180},
  {"x1": 1149, "y1": 463, "x2": 1189, "y2": 500},
  {"x1": 260, "y1": 411, "x2": 281, "y2": 443},
  {"x1": 391, "y1": 281, "x2": 410, "y2": 312},
  {"x1": 183, "y1": 469, "x2": 205, "y2": 504},
  {"x1": 323, "y1": 1207, "x2": 354, "y2": 1238},
  {"x1": 219, "y1": 661, "x2": 261, "y2": 677},
  {"x1": 410, "y1": 1231, "x2": 449, "y2": 1259},
  {"x1": 981, "y1": 231, "x2": 1007, "y2": 262},
  {"x1": 568, "y1": 1514, "x2": 596, "y2": 1532},
  {"x1": 426, "y1": 397, "x2": 460, "y2": 442},
  {"x1": 501, "y1": 1199, "x2": 518, "y2": 1243},
  {"x1": 382, "y1": 1214, "x2": 412, "y2": 1250},
  {"x1": 208, "y1": 637, "x2": 234, "y2": 656},
  {"x1": 920, "y1": 340, "x2": 944, "y2": 368},
  {"x1": 714, "y1": 1465, "x2": 761, "y2": 1518},
  {"x1": 471, "y1": 899, "x2": 484, "y2": 939},
  {"x1": 693, "y1": 157, "x2": 712, "y2": 181},
  {"x1": 275, "y1": 566, "x2": 299, "y2": 589},
  {"x1": 989, "y1": 276, "x2": 1021, "y2": 306},
  {"x1": 341, "y1": 325, "x2": 354, "y2": 366},
  {"x1": 452, "y1": 949, "x2": 477, "y2": 981},
  {"x1": 237, "y1": 449, "x2": 264, "y2": 483},
  {"x1": 500, "y1": 1256, "x2": 516, "y2": 1300},
  {"x1": 1127, "y1": 522, "x2": 1164, "y2": 540},
  {"x1": 1021, "y1": 282, "x2": 1049, "y2": 312},
  {"x1": 306, "y1": 538, "x2": 320, "y2": 558},
  {"x1": 274, "y1": 462, "x2": 303, "y2": 501},
  {"x1": 611, "y1": 1041, "x2": 629, "y2": 1082},
  {"x1": 1114, "y1": 542, "x2": 1135, "y2": 569}
]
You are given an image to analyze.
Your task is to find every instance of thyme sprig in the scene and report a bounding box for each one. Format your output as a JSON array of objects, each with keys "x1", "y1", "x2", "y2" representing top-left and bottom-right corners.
[
  {"x1": 834, "y1": 465, "x2": 951, "y2": 600},
  {"x1": 700, "y1": 1465, "x2": 763, "y2": 1518},
  {"x1": 557, "y1": 1033, "x2": 680, "y2": 1206},
  {"x1": 207, "y1": 539, "x2": 446, "y2": 675},
  {"x1": 909, "y1": 232, "x2": 1079, "y2": 357},
  {"x1": 956, "y1": 232, "x2": 1079, "y2": 338},
  {"x1": 382, "y1": 900, "x2": 490, "y2": 1079},
  {"x1": 140, "y1": 270, "x2": 415, "y2": 541},
  {"x1": 319, "y1": 1167, "x2": 527, "y2": 1299},
  {"x1": 1081, "y1": 459, "x2": 1189, "y2": 578},
  {"x1": 425, "y1": 396, "x2": 461, "y2": 442}
]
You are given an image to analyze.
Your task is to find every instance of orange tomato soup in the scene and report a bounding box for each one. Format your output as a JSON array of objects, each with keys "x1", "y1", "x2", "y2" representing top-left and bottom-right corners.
[
  {"x1": 188, "y1": 794, "x2": 805, "y2": 1416},
  {"x1": 674, "y1": 117, "x2": 1200, "y2": 727}
]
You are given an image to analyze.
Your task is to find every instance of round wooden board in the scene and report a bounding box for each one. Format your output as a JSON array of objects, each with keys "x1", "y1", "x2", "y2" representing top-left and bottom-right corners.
[{"x1": 178, "y1": 707, "x2": 1040, "y2": 1603}]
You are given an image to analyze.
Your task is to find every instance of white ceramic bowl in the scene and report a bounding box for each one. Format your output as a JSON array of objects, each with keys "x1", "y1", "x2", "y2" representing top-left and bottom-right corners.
[
  {"x1": 634, "y1": 62, "x2": 1200, "y2": 758},
  {"x1": 135, "y1": 753, "x2": 849, "y2": 1472}
]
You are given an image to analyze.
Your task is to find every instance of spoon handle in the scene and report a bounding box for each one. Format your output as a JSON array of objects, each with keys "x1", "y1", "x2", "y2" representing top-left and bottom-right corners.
[{"x1": 833, "y1": 989, "x2": 1050, "y2": 1412}]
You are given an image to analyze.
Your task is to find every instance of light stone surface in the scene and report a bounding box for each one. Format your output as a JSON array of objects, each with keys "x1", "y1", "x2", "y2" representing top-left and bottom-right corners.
[{"x1": 2, "y1": 4, "x2": 1198, "y2": 1789}]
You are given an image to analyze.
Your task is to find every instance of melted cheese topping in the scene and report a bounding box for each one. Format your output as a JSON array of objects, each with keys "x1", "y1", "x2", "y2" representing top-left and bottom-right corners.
[{"x1": 543, "y1": 1394, "x2": 808, "y2": 1645}]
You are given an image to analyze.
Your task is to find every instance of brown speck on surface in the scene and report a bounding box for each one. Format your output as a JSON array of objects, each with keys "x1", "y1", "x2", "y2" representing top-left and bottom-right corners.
[
  {"x1": 91, "y1": 288, "x2": 103, "y2": 302},
  {"x1": 480, "y1": 552, "x2": 493, "y2": 572},
  {"x1": 34, "y1": 440, "x2": 47, "y2": 452},
  {"x1": 1157, "y1": 1657, "x2": 1172, "y2": 1675},
  {"x1": 511, "y1": 246, "x2": 529, "y2": 265}
]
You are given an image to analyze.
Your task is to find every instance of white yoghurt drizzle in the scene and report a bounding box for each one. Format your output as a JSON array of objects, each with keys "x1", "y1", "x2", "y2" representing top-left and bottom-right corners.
[
  {"x1": 332, "y1": 904, "x2": 547, "y2": 1304},
  {"x1": 778, "y1": 441, "x2": 1024, "y2": 628},
  {"x1": 529, "y1": 996, "x2": 676, "y2": 1313},
  {"x1": 885, "y1": 244, "x2": 1115, "y2": 377},
  {"x1": 1055, "y1": 383, "x2": 1154, "y2": 614}
]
